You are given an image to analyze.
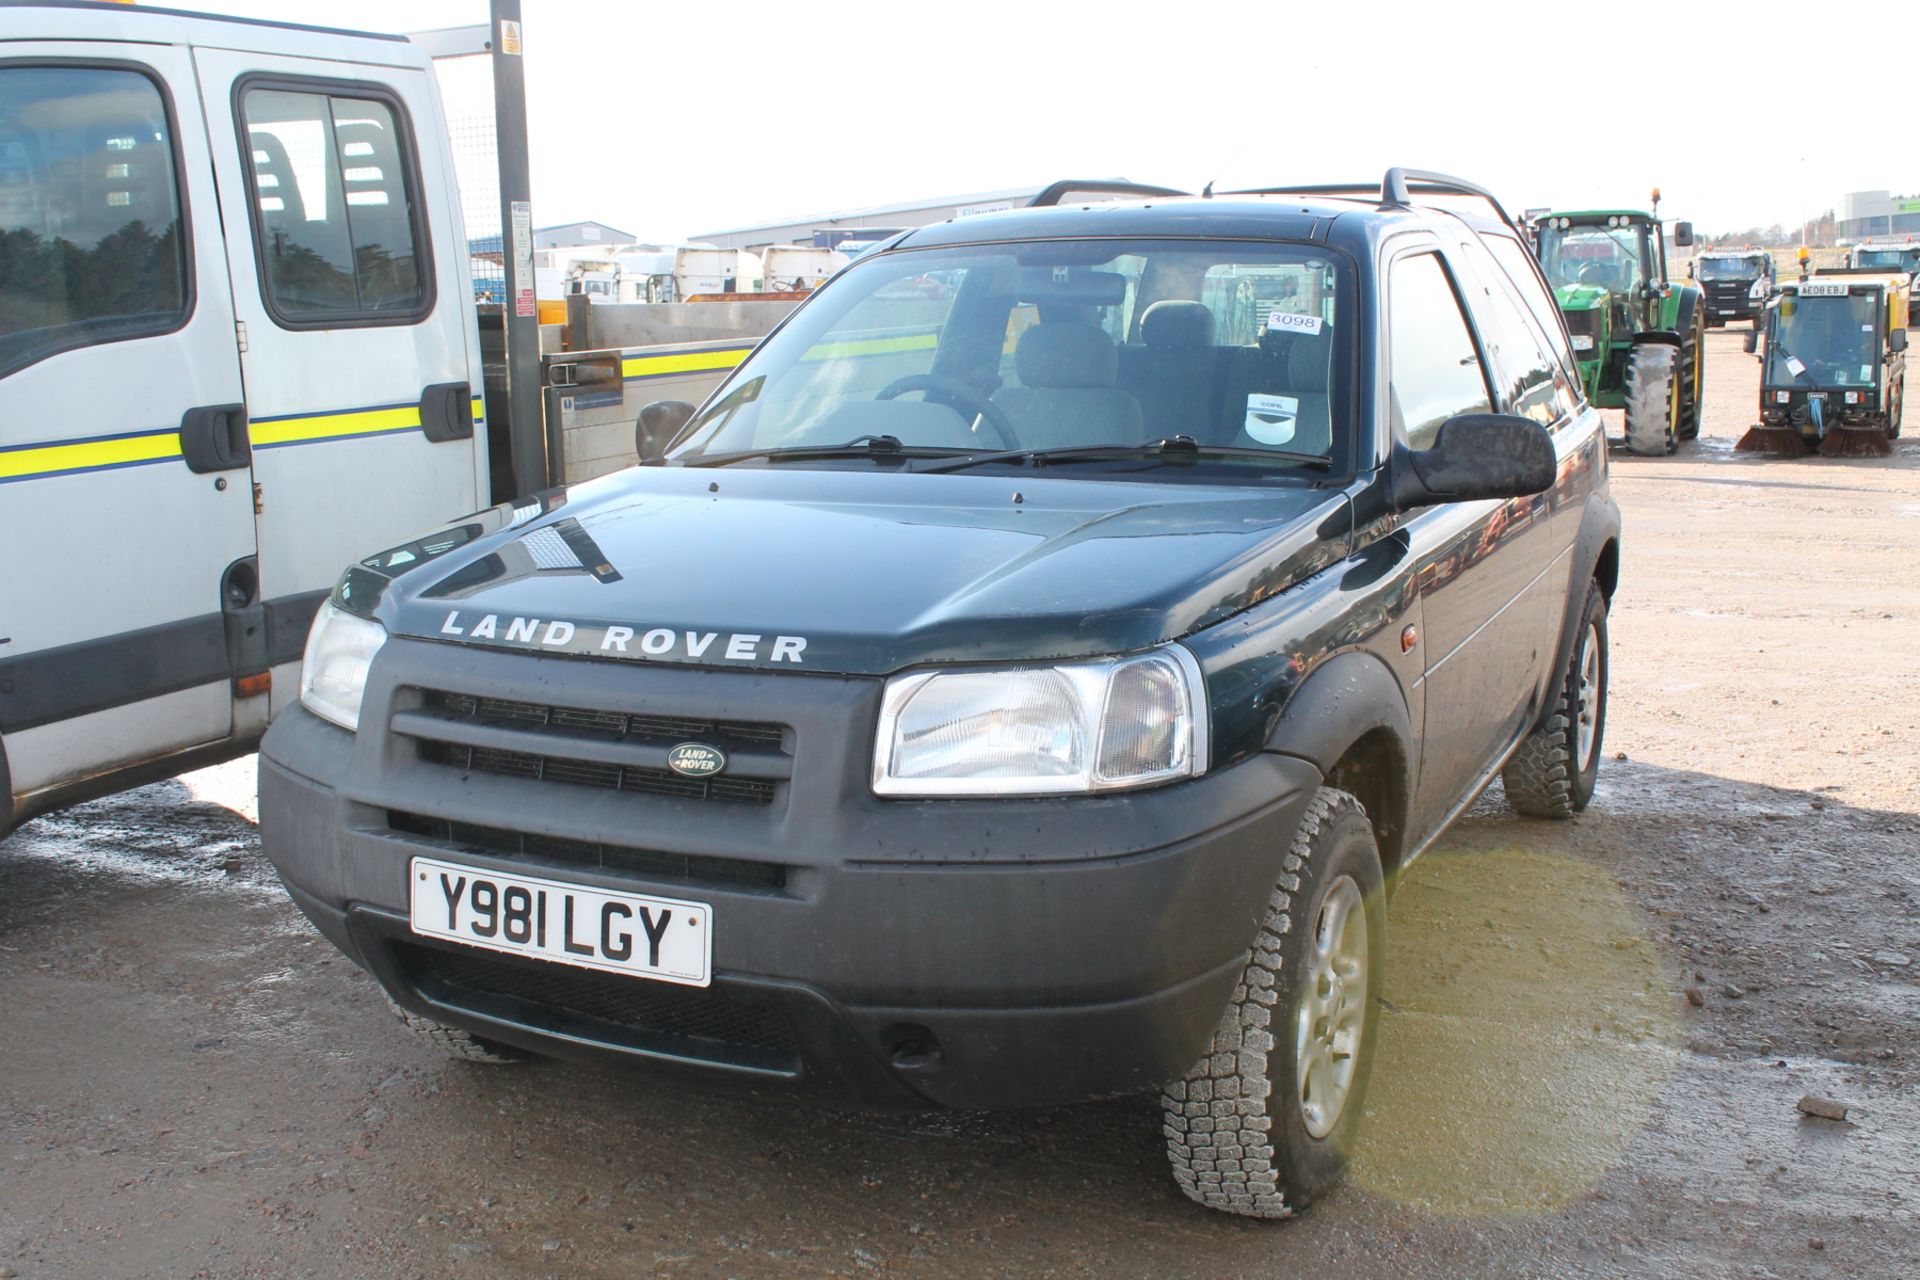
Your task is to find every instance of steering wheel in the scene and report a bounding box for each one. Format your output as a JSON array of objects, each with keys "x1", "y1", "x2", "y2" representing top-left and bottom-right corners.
[{"x1": 876, "y1": 374, "x2": 1020, "y2": 449}]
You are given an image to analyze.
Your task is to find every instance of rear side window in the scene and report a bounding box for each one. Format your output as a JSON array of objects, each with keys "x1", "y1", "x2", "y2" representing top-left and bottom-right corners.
[
  {"x1": 1388, "y1": 252, "x2": 1491, "y2": 449},
  {"x1": 1483, "y1": 233, "x2": 1580, "y2": 377},
  {"x1": 0, "y1": 64, "x2": 188, "y2": 378},
  {"x1": 1453, "y1": 237, "x2": 1577, "y2": 427},
  {"x1": 239, "y1": 83, "x2": 430, "y2": 325}
]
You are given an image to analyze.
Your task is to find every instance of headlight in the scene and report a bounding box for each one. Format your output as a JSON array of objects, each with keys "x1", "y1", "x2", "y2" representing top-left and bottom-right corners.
[
  {"x1": 299, "y1": 600, "x2": 386, "y2": 731},
  {"x1": 872, "y1": 646, "x2": 1209, "y2": 797}
]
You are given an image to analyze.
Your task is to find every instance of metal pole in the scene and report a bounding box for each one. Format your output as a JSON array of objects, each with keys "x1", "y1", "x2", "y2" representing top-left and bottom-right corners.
[{"x1": 490, "y1": 0, "x2": 547, "y2": 496}]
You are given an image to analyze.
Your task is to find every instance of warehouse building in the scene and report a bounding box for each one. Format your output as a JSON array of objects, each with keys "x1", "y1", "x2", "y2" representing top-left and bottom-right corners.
[
  {"x1": 693, "y1": 185, "x2": 1047, "y2": 253},
  {"x1": 1836, "y1": 190, "x2": 1920, "y2": 241}
]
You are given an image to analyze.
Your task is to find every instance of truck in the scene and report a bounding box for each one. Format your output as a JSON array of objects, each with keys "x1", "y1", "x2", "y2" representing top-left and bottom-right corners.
[
  {"x1": 758, "y1": 243, "x2": 847, "y2": 292},
  {"x1": 1, "y1": 1, "x2": 497, "y2": 834},
  {"x1": 1690, "y1": 247, "x2": 1774, "y2": 328},
  {"x1": 1849, "y1": 241, "x2": 1920, "y2": 323},
  {"x1": 257, "y1": 168, "x2": 1622, "y2": 1219}
]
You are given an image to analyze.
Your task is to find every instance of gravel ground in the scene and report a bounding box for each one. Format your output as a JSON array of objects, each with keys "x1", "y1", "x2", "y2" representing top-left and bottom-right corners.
[{"x1": 3, "y1": 330, "x2": 1917, "y2": 1278}]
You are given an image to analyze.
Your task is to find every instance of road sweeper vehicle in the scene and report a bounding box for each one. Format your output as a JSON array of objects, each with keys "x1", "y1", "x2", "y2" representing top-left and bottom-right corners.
[{"x1": 1737, "y1": 272, "x2": 1908, "y2": 457}]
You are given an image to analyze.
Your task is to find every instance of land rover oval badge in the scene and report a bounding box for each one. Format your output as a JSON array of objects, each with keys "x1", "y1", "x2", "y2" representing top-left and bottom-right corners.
[{"x1": 667, "y1": 742, "x2": 726, "y2": 778}]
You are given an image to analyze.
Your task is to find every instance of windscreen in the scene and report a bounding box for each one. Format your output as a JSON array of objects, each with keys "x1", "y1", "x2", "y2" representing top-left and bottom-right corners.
[
  {"x1": 671, "y1": 239, "x2": 1345, "y2": 473},
  {"x1": 1536, "y1": 223, "x2": 1648, "y2": 295},
  {"x1": 1852, "y1": 248, "x2": 1919, "y2": 273},
  {"x1": 1695, "y1": 256, "x2": 1764, "y2": 281},
  {"x1": 1765, "y1": 293, "x2": 1880, "y2": 387}
]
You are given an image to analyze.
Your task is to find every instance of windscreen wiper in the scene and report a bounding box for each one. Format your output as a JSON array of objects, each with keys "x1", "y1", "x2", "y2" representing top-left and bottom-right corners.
[
  {"x1": 679, "y1": 435, "x2": 973, "y2": 467},
  {"x1": 919, "y1": 435, "x2": 1332, "y2": 474}
]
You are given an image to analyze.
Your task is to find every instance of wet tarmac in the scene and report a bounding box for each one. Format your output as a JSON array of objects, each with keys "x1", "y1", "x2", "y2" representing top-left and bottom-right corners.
[{"x1": 3, "y1": 331, "x2": 1917, "y2": 1278}]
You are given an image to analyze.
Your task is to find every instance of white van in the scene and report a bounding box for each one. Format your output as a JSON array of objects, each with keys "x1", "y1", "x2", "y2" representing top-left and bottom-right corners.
[{"x1": 1, "y1": 4, "x2": 489, "y2": 833}]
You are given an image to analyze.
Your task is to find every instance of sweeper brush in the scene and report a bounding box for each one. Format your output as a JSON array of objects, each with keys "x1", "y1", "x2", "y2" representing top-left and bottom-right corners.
[
  {"x1": 1816, "y1": 427, "x2": 1893, "y2": 458},
  {"x1": 1735, "y1": 424, "x2": 1808, "y2": 456}
]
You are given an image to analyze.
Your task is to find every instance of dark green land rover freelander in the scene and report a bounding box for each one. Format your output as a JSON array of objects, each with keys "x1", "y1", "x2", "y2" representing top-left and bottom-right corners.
[{"x1": 260, "y1": 171, "x2": 1622, "y2": 1219}]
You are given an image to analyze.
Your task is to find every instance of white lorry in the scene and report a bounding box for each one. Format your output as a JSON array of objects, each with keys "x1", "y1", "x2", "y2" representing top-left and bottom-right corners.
[{"x1": 1, "y1": 3, "x2": 491, "y2": 833}]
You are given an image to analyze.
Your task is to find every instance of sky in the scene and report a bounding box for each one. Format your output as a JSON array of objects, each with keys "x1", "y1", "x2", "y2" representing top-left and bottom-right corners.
[{"x1": 194, "y1": 0, "x2": 1913, "y2": 243}]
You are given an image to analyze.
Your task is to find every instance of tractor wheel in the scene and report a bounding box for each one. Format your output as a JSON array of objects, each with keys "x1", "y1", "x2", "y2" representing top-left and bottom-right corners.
[
  {"x1": 1890, "y1": 374, "x2": 1905, "y2": 440},
  {"x1": 1623, "y1": 343, "x2": 1679, "y2": 456},
  {"x1": 1677, "y1": 320, "x2": 1704, "y2": 441}
]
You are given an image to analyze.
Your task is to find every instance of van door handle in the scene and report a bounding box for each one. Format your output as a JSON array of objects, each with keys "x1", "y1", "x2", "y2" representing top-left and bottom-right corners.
[
  {"x1": 420, "y1": 381, "x2": 475, "y2": 443},
  {"x1": 180, "y1": 403, "x2": 251, "y2": 473}
]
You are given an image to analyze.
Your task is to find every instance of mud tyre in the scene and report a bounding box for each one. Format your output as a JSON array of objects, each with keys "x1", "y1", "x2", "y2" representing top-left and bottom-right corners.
[
  {"x1": 1503, "y1": 582, "x2": 1609, "y2": 818},
  {"x1": 1889, "y1": 374, "x2": 1904, "y2": 439},
  {"x1": 1624, "y1": 342, "x2": 1680, "y2": 455},
  {"x1": 386, "y1": 996, "x2": 527, "y2": 1064},
  {"x1": 1162, "y1": 788, "x2": 1385, "y2": 1219},
  {"x1": 1677, "y1": 319, "x2": 1704, "y2": 440}
]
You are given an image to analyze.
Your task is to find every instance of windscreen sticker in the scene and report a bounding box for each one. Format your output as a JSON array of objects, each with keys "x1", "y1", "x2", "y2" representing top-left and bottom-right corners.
[
  {"x1": 1862, "y1": 324, "x2": 1875, "y2": 331},
  {"x1": 1267, "y1": 310, "x2": 1324, "y2": 336},
  {"x1": 1245, "y1": 393, "x2": 1299, "y2": 445},
  {"x1": 1861, "y1": 365, "x2": 1873, "y2": 382},
  {"x1": 1785, "y1": 356, "x2": 1807, "y2": 377}
]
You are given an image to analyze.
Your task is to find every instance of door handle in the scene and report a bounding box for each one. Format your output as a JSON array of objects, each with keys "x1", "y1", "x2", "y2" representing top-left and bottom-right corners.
[
  {"x1": 180, "y1": 403, "x2": 251, "y2": 473},
  {"x1": 420, "y1": 381, "x2": 475, "y2": 443}
]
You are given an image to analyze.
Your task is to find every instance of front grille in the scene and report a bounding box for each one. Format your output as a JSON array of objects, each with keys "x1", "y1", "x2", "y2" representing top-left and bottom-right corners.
[
  {"x1": 418, "y1": 739, "x2": 779, "y2": 805},
  {"x1": 395, "y1": 941, "x2": 800, "y2": 1072},
  {"x1": 1562, "y1": 308, "x2": 1599, "y2": 338},
  {"x1": 387, "y1": 810, "x2": 788, "y2": 892},
  {"x1": 424, "y1": 690, "x2": 785, "y2": 748}
]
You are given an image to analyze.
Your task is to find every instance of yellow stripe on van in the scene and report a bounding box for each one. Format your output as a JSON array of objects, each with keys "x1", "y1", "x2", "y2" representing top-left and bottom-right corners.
[
  {"x1": 0, "y1": 430, "x2": 182, "y2": 482},
  {"x1": 621, "y1": 348, "x2": 751, "y2": 380},
  {"x1": 803, "y1": 333, "x2": 939, "y2": 360},
  {"x1": 250, "y1": 403, "x2": 423, "y2": 448}
]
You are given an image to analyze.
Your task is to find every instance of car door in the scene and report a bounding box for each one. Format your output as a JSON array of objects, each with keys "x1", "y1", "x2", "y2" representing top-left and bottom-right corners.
[
  {"x1": 0, "y1": 45, "x2": 258, "y2": 807},
  {"x1": 191, "y1": 46, "x2": 484, "y2": 715},
  {"x1": 1383, "y1": 241, "x2": 1555, "y2": 840}
]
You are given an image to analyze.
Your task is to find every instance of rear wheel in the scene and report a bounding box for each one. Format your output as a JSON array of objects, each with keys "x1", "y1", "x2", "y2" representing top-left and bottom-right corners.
[
  {"x1": 1162, "y1": 788, "x2": 1385, "y2": 1218},
  {"x1": 1677, "y1": 318, "x2": 1704, "y2": 440},
  {"x1": 1890, "y1": 374, "x2": 1904, "y2": 439},
  {"x1": 1623, "y1": 343, "x2": 1679, "y2": 455},
  {"x1": 1503, "y1": 582, "x2": 1609, "y2": 818}
]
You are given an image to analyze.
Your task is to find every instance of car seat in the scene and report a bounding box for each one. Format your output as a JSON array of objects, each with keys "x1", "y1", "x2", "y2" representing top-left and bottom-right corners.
[{"x1": 990, "y1": 322, "x2": 1145, "y2": 449}]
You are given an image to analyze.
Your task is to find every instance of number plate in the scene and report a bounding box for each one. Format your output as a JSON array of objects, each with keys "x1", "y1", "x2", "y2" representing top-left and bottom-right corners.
[
  {"x1": 1798, "y1": 282, "x2": 1850, "y2": 297},
  {"x1": 1570, "y1": 334, "x2": 1595, "y2": 352},
  {"x1": 409, "y1": 856, "x2": 712, "y2": 987}
]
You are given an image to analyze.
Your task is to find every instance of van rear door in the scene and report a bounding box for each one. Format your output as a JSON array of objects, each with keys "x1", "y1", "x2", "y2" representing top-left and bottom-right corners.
[
  {"x1": 0, "y1": 42, "x2": 259, "y2": 809},
  {"x1": 190, "y1": 44, "x2": 485, "y2": 715}
]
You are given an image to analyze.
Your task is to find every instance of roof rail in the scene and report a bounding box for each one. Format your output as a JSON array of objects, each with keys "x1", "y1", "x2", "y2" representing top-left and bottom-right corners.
[
  {"x1": 1225, "y1": 167, "x2": 1516, "y2": 229},
  {"x1": 1027, "y1": 180, "x2": 1190, "y2": 208}
]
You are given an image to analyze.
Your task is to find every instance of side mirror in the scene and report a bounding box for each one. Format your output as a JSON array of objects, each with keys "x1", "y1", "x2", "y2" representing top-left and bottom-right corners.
[
  {"x1": 1389, "y1": 414, "x2": 1556, "y2": 512},
  {"x1": 636, "y1": 400, "x2": 696, "y2": 463},
  {"x1": 1673, "y1": 221, "x2": 1694, "y2": 248},
  {"x1": 1891, "y1": 329, "x2": 1909, "y2": 353}
]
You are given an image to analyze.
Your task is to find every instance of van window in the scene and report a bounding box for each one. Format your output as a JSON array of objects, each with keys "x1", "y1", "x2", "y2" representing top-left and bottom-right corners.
[
  {"x1": 0, "y1": 65, "x2": 188, "y2": 378},
  {"x1": 239, "y1": 85, "x2": 428, "y2": 323},
  {"x1": 1388, "y1": 252, "x2": 1491, "y2": 449}
]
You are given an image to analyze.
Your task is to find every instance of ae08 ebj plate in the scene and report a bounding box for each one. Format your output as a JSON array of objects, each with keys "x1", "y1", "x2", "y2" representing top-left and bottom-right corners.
[{"x1": 408, "y1": 857, "x2": 712, "y2": 987}]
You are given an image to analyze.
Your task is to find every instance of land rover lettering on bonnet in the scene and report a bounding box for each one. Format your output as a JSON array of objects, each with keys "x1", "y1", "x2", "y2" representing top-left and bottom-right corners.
[{"x1": 258, "y1": 169, "x2": 1621, "y2": 1220}]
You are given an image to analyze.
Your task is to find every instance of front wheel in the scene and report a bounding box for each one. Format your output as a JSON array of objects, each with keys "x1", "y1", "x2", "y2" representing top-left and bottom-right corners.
[
  {"x1": 1502, "y1": 582, "x2": 1609, "y2": 818},
  {"x1": 1162, "y1": 788, "x2": 1385, "y2": 1218},
  {"x1": 1889, "y1": 374, "x2": 1904, "y2": 439},
  {"x1": 1623, "y1": 342, "x2": 1680, "y2": 455}
]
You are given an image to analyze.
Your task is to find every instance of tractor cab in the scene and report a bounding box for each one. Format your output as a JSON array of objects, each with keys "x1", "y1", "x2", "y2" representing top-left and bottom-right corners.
[
  {"x1": 1534, "y1": 204, "x2": 1703, "y2": 454},
  {"x1": 1743, "y1": 273, "x2": 1909, "y2": 454}
]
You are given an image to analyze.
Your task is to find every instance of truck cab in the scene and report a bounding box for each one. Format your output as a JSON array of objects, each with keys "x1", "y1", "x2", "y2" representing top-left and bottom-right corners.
[
  {"x1": 1849, "y1": 242, "x2": 1920, "y2": 323},
  {"x1": 1, "y1": 3, "x2": 490, "y2": 833},
  {"x1": 1691, "y1": 248, "x2": 1774, "y2": 327}
]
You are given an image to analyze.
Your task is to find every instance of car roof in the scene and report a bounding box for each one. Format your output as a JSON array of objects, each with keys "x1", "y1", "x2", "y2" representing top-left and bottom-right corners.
[{"x1": 889, "y1": 193, "x2": 1520, "y2": 259}]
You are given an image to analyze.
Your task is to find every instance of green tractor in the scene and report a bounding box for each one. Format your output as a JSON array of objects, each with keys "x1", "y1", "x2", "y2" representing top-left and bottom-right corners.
[{"x1": 1534, "y1": 196, "x2": 1704, "y2": 455}]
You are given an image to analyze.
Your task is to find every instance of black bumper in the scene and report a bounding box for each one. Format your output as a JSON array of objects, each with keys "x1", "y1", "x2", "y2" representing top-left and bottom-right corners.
[{"x1": 257, "y1": 640, "x2": 1320, "y2": 1110}]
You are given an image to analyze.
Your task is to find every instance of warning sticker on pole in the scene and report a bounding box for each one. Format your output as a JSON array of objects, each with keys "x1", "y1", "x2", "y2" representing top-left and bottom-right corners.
[
  {"x1": 511, "y1": 200, "x2": 535, "y2": 318},
  {"x1": 498, "y1": 20, "x2": 523, "y2": 56}
]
